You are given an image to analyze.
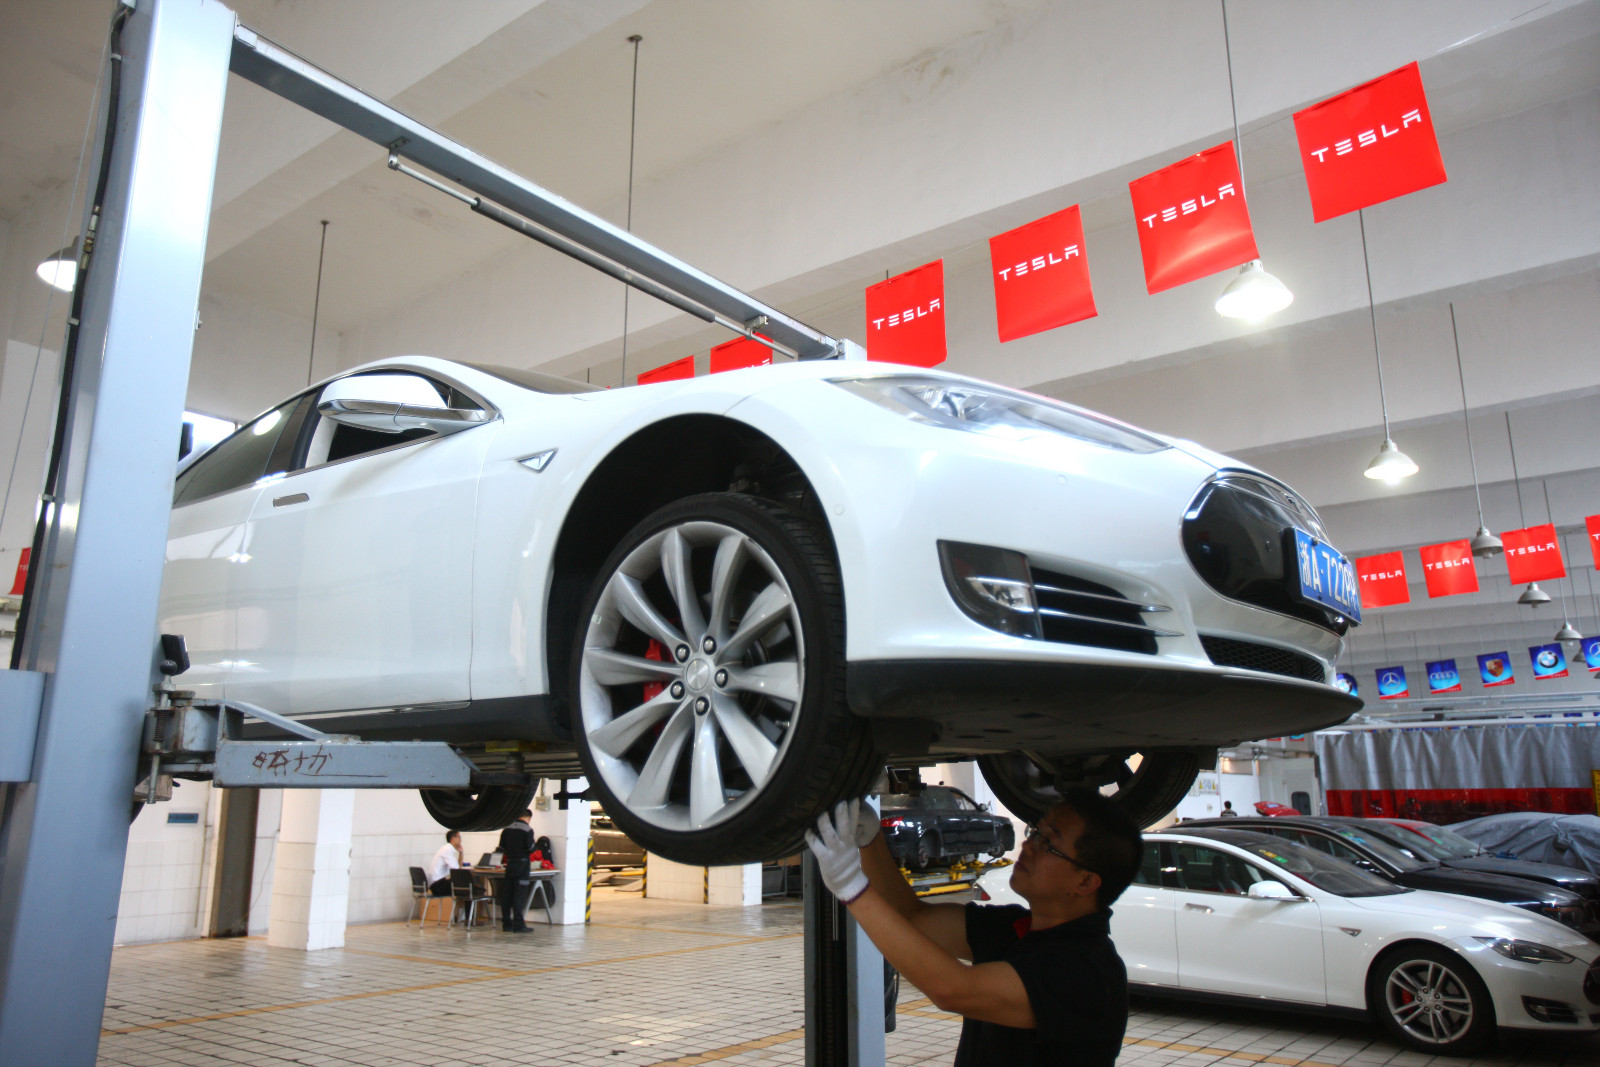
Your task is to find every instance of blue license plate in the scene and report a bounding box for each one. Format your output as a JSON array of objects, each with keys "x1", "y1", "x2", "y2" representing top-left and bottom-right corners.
[{"x1": 1291, "y1": 529, "x2": 1361, "y2": 624}]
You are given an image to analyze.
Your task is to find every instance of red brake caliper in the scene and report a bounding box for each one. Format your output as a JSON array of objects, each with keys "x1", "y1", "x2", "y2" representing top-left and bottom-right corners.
[{"x1": 642, "y1": 639, "x2": 668, "y2": 703}]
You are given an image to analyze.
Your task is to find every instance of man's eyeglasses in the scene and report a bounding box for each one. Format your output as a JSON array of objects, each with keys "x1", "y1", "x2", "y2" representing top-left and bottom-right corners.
[{"x1": 1025, "y1": 823, "x2": 1100, "y2": 877}]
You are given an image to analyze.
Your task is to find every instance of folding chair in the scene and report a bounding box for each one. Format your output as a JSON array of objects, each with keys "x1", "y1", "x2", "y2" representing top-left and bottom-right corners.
[
  {"x1": 449, "y1": 868, "x2": 495, "y2": 928},
  {"x1": 408, "y1": 866, "x2": 448, "y2": 926}
]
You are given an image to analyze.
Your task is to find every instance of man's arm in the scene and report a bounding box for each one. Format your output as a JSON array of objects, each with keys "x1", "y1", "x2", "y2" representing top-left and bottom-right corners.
[
  {"x1": 845, "y1": 884, "x2": 1036, "y2": 1029},
  {"x1": 857, "y1": 834, "x2": 969, "y2": 959}
]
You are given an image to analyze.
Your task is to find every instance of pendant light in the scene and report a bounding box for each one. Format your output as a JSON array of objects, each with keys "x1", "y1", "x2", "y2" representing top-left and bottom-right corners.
[
  {"x1": 1447, "y1": 304, "x2": 1501, "y2": 556},
  {"x1": 1543, "y1": 486, "x2": 1584, "y2": 643},
  {"x1": 1213, "y1": 0, "x2": 1291, "y2": 322},
  {"x1": 1505, "y1": 413, "x2": 1547, "y2": 606},
  {"x1": 35, "y1": 238, "x2": 79, "y2": 293},
  {"x1": 1358, "y1": 210, "x2": 1417, "y2": 484}
]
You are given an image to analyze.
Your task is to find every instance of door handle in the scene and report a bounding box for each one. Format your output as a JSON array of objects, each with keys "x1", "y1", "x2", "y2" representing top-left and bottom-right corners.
[
  {"x1": 1184, "y1": 903, "x2": 1213, "y2": 913},
  {"x1": 273, "y1": 493, "x2": 309, "y2": 507}
]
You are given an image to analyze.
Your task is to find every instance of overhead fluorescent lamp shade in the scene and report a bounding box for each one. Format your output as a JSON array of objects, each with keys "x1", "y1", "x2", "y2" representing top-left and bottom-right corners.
[
  {"x1": 1214, "y1": 260, "x2": 1293, "y2": 321},
  {"x1": 1469, "y1": 526, "x2": 1503, "y2": 557},
  {"x1": 35, "y1": 238, "x2": 79, "y2": 292},
  {"x1": 1517, "y1": 582, "x2": 1551, "y2": 606},
  {"x1": 1555, "y1": 621, "x2": 1583, "y2": 643},
  {"x1": 1363, "y1": 437, "x2": 1418, "y2": 484}
]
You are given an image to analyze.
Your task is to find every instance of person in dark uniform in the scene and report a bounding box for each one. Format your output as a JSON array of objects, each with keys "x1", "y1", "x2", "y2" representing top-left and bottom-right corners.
[
  {"x1": 807, "y1": 787, "x2": 1142, "y2": 1066},
  {"x1": 496, "y1": 809, "x2": 536, "y2": 933}
]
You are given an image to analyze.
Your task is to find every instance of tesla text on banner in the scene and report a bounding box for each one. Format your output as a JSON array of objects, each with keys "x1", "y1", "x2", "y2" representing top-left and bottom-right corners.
[
  {"x1": 1478, "y1": 651, "x2": 1515, "y2": 688},
  {"x1": 1419, "y1": 540, "x2": 1478, "y2": 598},
  {"x1": 637, "y1": 355, "x2": 696, "y2": 385},
  {"x1": 1587, "y1": 514, "x2": 1600, "y2": 569},
  {"x1": 1502, "y1": 524, "x2": 1567, "y2": 584},
  {"x1": 988, "y1": 204, "x2": 1097, "y2": 342},
  {"x1": 8, "y1": 547, "x2": 26, "y2": 596},
  {"x1": 1375, "y1": 665, "x2": 1409, "y2": 701},
  {"x1": 1128, "y1": 142, "x2": 1258, "y2": 295},
  {"x1": 1426, "y1": 659, "x2": 1462, "y2": 694},
  {"x1": 709, "y1": 336, "x2": 772, "y2": 374},
  {"x1": 1529, "y1": 643, "x2": 1569, "y2": 680},
  {"x1": 1292, "y1": 61, "x2": 1447, "y2": 222},
  {"x1": 865, "y1": 260, "x2": 946, "y2": 367},
  {"x1": 1356, "y1": 551, "x2": 1410, "y2": 608}
]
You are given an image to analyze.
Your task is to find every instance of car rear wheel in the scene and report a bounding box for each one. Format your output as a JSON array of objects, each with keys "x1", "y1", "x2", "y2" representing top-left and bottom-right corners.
[
  {"x1": 419, "y1": 784, "x2": 537, "y2": 832},
  {"x1": 1367, "y1": 945, "x2": 1494, "y2": 1055},
  {"x1": 977, "y1": 750, "x2": 1200, "y2": 828},
  {"x1": 914, "y1": 833, "x2": 935, "y2": 870},
  {"x1": 570, "y1": 493, "x2": 877, "y2": 865}
]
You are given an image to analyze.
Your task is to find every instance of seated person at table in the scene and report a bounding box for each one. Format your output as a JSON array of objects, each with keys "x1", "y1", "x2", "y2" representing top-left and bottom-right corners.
[{"x1": 426, "y1": 830, "x2": 466, "y2": 896}]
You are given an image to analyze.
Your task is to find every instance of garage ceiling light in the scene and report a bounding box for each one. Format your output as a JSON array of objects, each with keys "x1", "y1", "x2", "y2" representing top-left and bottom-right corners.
[
  {"x1": 1214, "y1": 1, "x2": 1291, "y2": 323},
  {"x1": 1356, "y1": 209, "x2": 1415, "y2": 485},
  {"x1": 1518, "y1": 582, "x2": 1551, "y2": 607},
  {"x1": 35, "y1": 238, "x2": 78, "y2": 292}
]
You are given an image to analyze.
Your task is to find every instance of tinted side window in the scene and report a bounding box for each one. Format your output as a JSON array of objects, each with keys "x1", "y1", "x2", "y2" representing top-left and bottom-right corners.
[
  {"x1": 1132, "y1": 841, "x2": 1166, "y2": 886},
  {"x1": 174, "y1": 398, "x2": 299, "y2": 505},
  {"x1": 1168, "y1": 842, "x2": 1262, "y2": 895}
]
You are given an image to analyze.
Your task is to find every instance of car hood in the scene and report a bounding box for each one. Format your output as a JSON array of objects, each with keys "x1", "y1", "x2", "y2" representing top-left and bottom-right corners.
[
  {"x1": 1345, "y1": 888, "x2": 1599, "y2": 957},
  {"x1": 1445, "y1": 857, "x2": 1600, "y2": 898},
  {"x1": 1391, "y1": 864, "x2": 1585, "y2": 906}
]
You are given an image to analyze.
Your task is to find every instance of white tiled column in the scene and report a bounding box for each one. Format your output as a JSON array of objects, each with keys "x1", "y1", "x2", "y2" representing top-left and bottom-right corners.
[
  {"x1": 644, "y1": 855, "x2": 761, "y2": 905},
  {"x1": 267, "y1": 789, "x2": 354, "y2": 950},
  {"x1": 527, "y1": 784, "x2": 591, "y2": 925}
]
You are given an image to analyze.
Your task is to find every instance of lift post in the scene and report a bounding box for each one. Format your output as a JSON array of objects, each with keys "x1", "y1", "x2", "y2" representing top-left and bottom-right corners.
[
  {"x1": 0, "y1": 1, "x2": 865, "y2": 1062},
  {"x1": 804, "y1": 853, "x2": 888, "y2": 1067}
]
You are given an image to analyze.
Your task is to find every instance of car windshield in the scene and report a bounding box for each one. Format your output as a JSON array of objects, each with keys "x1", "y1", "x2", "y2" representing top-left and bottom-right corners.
[
  {"x1": 1378, "y1": 821, "x2": 1483, "y2": 860},
  {"x1": 879, "y1": 793, "x2": 920, "y2": 810},
  {"x1": 459, "y1": 360, "x2": 602, "y2": 394},
  {"x1": 1205, "y1": 833, "x2": 1409, "y2": 897},
  {"x1": 1326, "y1": 824, "x2": 1428, "y2": 871}
]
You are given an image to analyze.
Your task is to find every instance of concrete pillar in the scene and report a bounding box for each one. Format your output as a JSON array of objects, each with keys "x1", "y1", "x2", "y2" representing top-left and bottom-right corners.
[
  {"x1": 526, "y1": 784, "x2": 590, "y2": 925},
  {"x1": 644, "y1": 854, "x2": 761, "y2": 905},
  {"x1": 267, "y1": 789, "x2": 353, "y2": 950}
]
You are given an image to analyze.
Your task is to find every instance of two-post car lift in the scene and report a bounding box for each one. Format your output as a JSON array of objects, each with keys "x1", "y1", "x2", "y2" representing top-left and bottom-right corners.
[{"x1": 0, "y1": 1, "x2": 881, "y2": 1062}]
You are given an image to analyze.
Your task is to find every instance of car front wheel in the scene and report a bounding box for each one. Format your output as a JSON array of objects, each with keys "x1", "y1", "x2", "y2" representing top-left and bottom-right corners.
[
  {"x1": 977, "y1": 750, "x2": 1200, "y2": 828},
  {"x1": 570, "y1": 493, "x2": 877, "y2": 865},
  {"x1": 1367, "y1": 945, "x2": 1494, "y2": 1055}
]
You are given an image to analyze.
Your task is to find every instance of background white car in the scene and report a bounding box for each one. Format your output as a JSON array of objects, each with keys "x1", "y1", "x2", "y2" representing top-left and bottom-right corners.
[
  {"x1": 976, "y1": 828, "x2": 1600, "y2": 1054},
  {"x1": 160, "y1": 357, "x2": 1359, "y2": 863}
]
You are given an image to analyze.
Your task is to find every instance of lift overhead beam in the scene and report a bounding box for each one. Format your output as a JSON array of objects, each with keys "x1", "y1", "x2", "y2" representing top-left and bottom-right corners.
[{"x1": 228, "y1": 25, "x2": 846, "y2": 362}]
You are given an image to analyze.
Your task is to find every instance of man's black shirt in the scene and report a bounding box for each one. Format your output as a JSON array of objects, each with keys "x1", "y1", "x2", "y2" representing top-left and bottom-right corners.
[
  {"x1": 497, "y1": 822, "x2": 535, "y2": 872},
  {"x1": 952, "y1": 903, "x2": 1127, "y2": 1067}
]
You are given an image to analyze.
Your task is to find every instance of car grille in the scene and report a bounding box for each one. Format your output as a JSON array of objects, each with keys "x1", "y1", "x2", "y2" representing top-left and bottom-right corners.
[
  {"x1": 1201, "y1": 634, "x2": 1327, "y2": 684},
  {"x1": 1030, "y1": 567, "x2": 1174, "y2": 656}
]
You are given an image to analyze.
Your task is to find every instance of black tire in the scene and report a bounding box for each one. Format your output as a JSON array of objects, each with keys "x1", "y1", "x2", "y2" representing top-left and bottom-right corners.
[
  {"x1": 419, "y1": 784, "x2": 537, "y2": 832},
  {"x1": 569, "y1": 493, "x2": 877, "y2": 865},
  {"x1": 1366, "y1": 944, "x2": 1494, "y2": 1055},
  {"x1": 978, "y1": 750, "x2": 1200, "y2": 828},
  {"x1": 914, "y1": 833, "x2": 935, "y2": 870}
]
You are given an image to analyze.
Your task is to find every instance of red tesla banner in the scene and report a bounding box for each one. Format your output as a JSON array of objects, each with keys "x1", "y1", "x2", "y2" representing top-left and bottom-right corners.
[
  {"x1": 708, "y1": 335, "x2": 772, "y2": 374},
  {"x1": 637, "y1": 355, "x2": 695, "y2": 385},
  {"x1": 1419, "y1": 540, "x2": 1479, "y2": 598},
  {"x1": 1356, "y1": 551, "x2": 1410, "y2": 608},
  {"x1": 9, "y1": 547, "x2": 28, "y2": 596},
  {"x1": 1128, "y1": 142, "x2": 1258, "y2": 295},
  {"x1": 988, "y1": 205, "x2": 1096, "y2": 342},
  {"x1": 1502, "y1": 524, "x2": 1566, "y2": 584},
  {"x1": 865, "y1": 260, "x2": 946, "y2": 367},
  {"x1": 1293, "y1": 62, "x2": 1447, "y2": 223},
  {"x1": 1587, "y1": 515, "x2": 1600, "y2": 569}
]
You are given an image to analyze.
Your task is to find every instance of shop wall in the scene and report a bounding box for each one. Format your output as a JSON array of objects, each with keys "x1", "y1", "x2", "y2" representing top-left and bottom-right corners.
[{"x1": 114, "y1": 781, "x2": 218, "y2": 946}]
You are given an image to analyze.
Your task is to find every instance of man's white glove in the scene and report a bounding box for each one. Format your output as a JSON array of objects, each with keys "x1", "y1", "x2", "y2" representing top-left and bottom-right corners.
[{"x1": 806, "y1": 799, "x2": 870, "y2": 904}]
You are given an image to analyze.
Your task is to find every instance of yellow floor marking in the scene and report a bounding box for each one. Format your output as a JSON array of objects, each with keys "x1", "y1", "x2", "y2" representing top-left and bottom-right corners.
[{"x1": 101, "y1": 932, "x2": 800, "y2": 1037}]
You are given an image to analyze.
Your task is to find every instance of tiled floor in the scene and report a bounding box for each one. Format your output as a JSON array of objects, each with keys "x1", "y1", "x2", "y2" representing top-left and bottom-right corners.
[{"x1": 98, "y1": 888, "x2": 1599, "y2": 1067}]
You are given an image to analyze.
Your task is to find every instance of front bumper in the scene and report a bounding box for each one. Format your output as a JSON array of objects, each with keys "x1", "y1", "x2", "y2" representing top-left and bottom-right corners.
[{"x1": 1453, "y1": 937, "x2": 1600, "y2": 1033}]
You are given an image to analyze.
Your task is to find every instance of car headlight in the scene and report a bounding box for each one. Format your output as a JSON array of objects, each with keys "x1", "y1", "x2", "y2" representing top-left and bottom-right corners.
[
  {"x1": 828, "y1": 375, "x2": 1169, "y2": 454},
  {"x1": 1536, "y1": 903, "x2": 1589, "y2": 930},
  {"x1": 1475, "y1": 937, "x2": 1577, "y2": 964}
]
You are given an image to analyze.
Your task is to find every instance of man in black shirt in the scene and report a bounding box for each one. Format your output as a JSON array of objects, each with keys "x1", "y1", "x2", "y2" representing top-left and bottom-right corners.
[
  {"x1": 496, "y1": 809, "x2": 536, "y2": 933},
  {"x1": 807, "y1": 787, "x2": 1142, "y2": 1066}
]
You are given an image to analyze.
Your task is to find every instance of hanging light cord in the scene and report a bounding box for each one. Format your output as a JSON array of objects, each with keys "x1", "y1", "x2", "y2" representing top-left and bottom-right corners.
[
  {"x1": 618, "y1": 34, "x2": 642, "y2": 385},
  {"x1": 1505, "y1": 411, "x2": 1528, "y2": 528},
  {"x1": 307, "y1": 219, "x2": 329, "y2": 386},
  {"x1": 1542, "y1": 481, "x2": 1578, "y2": 620},
  {"x1": 1220, "y1": 0, "x2": 1248, "y2": 198},
  {"x1": 1358, "y1": 209, "x2": 1391, "y2": 438},
  {"x1": 1448, "y1": 303, "x2": 1486, "y2": 525}
]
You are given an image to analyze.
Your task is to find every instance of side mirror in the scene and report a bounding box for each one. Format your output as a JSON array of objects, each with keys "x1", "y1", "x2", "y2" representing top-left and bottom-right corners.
[
  {"x1": 317, "y1": 373, "x2": 490, "y2": 436},
  {"x1": 1247, "y1": 880, "x2": 1301, "y2": 901}
]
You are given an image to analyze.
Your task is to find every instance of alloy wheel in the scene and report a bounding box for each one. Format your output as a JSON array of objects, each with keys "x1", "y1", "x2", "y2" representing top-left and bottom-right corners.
[
  {"x1": 578, "y1": 520, "x2": 805, "y2": 833},
  {"x1": 1384, "y1": 958, "x2": 1475, "y2": 1046}
]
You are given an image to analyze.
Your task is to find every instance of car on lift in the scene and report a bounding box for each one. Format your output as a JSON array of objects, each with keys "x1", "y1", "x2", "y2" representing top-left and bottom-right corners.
[
  {"x1": 1177, "y1": 815, "x2": 1600, "y2": 940},
  {"x1": 158, "y1": 356, "x2": 1360, "y2": 864},
  {"x1": 877, "y1": 786, "x2": 1015, "y2": 869},
  {"x1": 975, "y1": 828, "x2": 1600, "y2": 1055}
]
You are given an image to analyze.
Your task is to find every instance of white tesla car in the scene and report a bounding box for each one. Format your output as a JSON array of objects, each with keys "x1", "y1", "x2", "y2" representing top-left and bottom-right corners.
[
  {"x1": 159, "y1": 357, "x2": 1360, "y2": 862},
  {"x1": 975, "y1": 828, "x2": 1600, "y2": 1054}
]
